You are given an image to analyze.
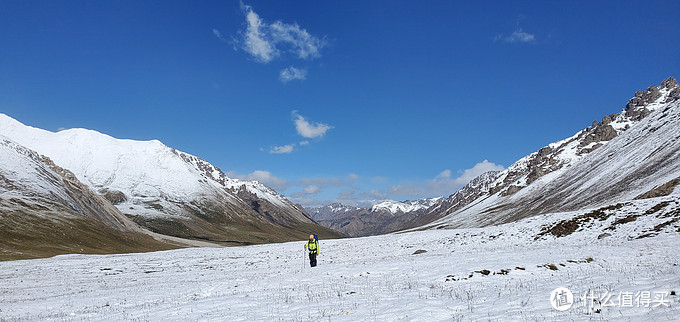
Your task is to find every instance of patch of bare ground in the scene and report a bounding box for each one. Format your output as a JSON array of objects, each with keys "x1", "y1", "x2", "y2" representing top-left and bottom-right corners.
[
  {"x1": 635, "y1": 177, "x2": 680, "y2": 199},
  {"x1": 535, "y1": 204, "x2": 625, "y2": 239}
]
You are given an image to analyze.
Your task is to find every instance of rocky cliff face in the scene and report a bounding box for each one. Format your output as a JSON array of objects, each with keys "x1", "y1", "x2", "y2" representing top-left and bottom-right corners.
[{"x1": 421, "y1": 77, "x2": 680, "y2": 229}]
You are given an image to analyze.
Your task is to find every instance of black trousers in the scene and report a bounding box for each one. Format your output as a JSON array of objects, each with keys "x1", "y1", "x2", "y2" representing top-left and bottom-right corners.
[{"x1": 309, "y1": 252, "x2": 317, "y2": 267}]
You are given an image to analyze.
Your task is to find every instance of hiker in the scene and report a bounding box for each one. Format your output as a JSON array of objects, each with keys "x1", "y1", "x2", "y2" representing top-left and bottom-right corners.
[{"x1": 304, "y1": 234, "x2": 319, "y2": 267}]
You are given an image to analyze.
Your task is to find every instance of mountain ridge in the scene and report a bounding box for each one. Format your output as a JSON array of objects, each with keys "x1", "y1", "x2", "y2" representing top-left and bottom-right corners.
[
  {"x1": 309, "y1": 197, "x2": 442, "y2": 237},
  {"x1": 308, "y1": 77, "x2": 680, "y2": 236},
  {"x1": 0, "y1": 114, "x2": 342, "y2": 253},
  {"x1": 0, "y1": 135, "x2": 206, "y2": 260},
  {"x1": 421, "y1": 77, "x2": 680, "y2": 229}
]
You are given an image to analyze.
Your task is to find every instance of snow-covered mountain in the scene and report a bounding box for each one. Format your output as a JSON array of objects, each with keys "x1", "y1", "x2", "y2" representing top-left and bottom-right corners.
[
  {"x1": 0, "y1": 114, "x2": 341, "y2": 247},
  {"x1": 370, "y1": 197, "x2": 442, "y2": 214},
  {"x1": 0, "y1": 136, "x2": 196, "y2": 259},
  {"x1": 309, "y1": 197, "x2": 442, "y2": 237},
  {"x1": 307, "y1": 203, "x2": 362, "y2": 221},
  {"x1": 421, "y1": 77, "x2": 680, "y2": 229}
]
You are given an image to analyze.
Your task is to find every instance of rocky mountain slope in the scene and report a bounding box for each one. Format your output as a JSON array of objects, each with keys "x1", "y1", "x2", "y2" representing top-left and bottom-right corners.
[
  {"x1": 421, "y1": 77, "x2": 680, "y2": 229},
  {"x1": 310, "y1": 198, "x2": 441, "y2": 237},
  {"x1": 0, "y1": 114, "x2": 341, "y2": 250},
  {"x1": 0, "y1": 136, "x2": 197, "y2": 260},
  {"x1": 308, "y1": 203, "x2": 361, "y2": 222}
]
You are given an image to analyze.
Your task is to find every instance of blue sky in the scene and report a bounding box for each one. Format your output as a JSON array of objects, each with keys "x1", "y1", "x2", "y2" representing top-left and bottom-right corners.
[{"x1": 1, "y1": 1, "x2": 679, "y2": 207}]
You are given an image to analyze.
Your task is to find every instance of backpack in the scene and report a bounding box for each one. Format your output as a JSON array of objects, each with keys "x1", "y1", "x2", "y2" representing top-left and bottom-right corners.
[{"x1": 313, "y1": 234, "x2": 319, "y2": 242}]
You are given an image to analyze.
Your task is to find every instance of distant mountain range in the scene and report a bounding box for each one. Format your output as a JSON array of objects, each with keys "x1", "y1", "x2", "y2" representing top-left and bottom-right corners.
[
  {"x1": 310, "y1": 77, "x2": 680, "y2": 236},
  {"x1": 309, "y1": 198, "x2": 441, "y2": 237},
  {"x1": 0, "y1": 115, "x2": 341, "y2": 259}
]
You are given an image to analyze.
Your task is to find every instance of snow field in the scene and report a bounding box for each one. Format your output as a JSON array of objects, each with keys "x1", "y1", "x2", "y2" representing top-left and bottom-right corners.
[{"x1": 1, "y1": 201, "x2": 678, "y2": 321}]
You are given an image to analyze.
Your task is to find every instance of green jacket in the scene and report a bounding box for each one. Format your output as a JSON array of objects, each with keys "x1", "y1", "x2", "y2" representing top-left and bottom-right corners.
[{"x1": 305, "y1": 240, "x2": 319, "y2": 254}]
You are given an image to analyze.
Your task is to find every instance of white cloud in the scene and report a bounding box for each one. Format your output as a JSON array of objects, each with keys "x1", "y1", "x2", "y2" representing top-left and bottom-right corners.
[
  {"x1": 269, "y1": 144, "x2": 295, "y2": 154},
  {"x1": 303, "y1": 185, "x2": 321, "y2": 195},
  {"x1": 371, "y1": 176, "x2": 389, "y2": 184},
  {"x1": 212, "y1": 29, "x2": 226, "y2": 42},
  {"x1": 299, "y1": 177, "x2": 345, "y2": 186},
  {"x1": 499, "y1": 28, "x2": 535, "y2": 43},
  {"x1": 236, "y1": 3, "x2": 326, "y2": 64},
  {"x1": 339, "y1": 189, "x2": 357, "y2": 199},
  {"x1": 293, "y1": 111, "x2": 333, "y2": 138},
  {"x1": 227, "y1": 170, "x2": 289, "y2": 191},
  {"x1": 388, "y1": 184, "x2": 425, "y2": 197},
  {"x1": 279, "y1": 66, "x2": 307, "y2": 83},
  {"x1": 264, "y1": 112, "x2": 332, "y2": 154},
  {"x1": 385, "y1": 160, "x2": 505, "y2": 198},
  {"x1": 226, "y1": 161, "x2": 503, "y2": 209},
  {"x1": 425, "y1": 160, "x2": 504, "y2": 195},
  {"x1": 454, "y1": 160, "x2": 505, "y2": 184},
  {"x1": 269, "y1": 21, "x2": 325, "y2": 60},
  {"x1": 287, "y1": 196, "x2": 321, "y2": 207},
  {"x1": 241, "y1": 5, "x2": 278, "y2": 63},
  {"x1": 435, "y1": 169, "x2": 452, "y2": 179},
  {"x1": 363, "y1": 189, "x2": 388, "y2": 200}
]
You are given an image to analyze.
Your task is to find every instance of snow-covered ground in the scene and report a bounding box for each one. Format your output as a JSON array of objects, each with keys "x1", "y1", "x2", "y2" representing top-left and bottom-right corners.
[{"x1": 1, "y1": 198, "x2": 679, "y2": 321}]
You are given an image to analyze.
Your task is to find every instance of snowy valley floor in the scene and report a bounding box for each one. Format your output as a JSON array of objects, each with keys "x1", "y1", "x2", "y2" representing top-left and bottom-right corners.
[{"x1": 1, "y1": 198, "x2": 680, "y2": 321}]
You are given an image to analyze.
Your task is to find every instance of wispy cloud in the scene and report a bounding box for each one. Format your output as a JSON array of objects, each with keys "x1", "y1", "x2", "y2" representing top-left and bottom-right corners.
[
  {"x1": 495, "y1": 28, "x2": 536, "y2": 44},
  {"x1": 293, "y1": 111, "x2": 333, "y2": 139},
  {"x1": 269, "y1": 144, "x2": 295, "y2": 154},
  {"x1": 428, "y1": 160, "x2": 505, "y2": 192},
  {"x1": 236, "y1": 3, "x2": 326, "y2": 63},
  {"x1": 303, "y1": 185, "x2": 321, "y2": 195},
  {"x1": 262, "y1": 112, "x2": 332, "y2": 155},
  {"x1": 241, "y1": 5, "x2": 277, "y2": 63},
  {"x1": 237, "y1": 161, "x2": 504, "y2": 208},
  {"x1": 505, "y1": 29, "x2": 535, "y2": 43},
  {"x1": 264, "y1": 112, "x2": 332, "y2": 154},
  {"x1": 379, "y1": 160, "x2": 506, "y2": 198},
  {"x1": 227, "y1": 169, "x2": 365, "y2": 206},
  {"x1": 363, "y1": 189, "x2": 388, "y2": 200},
  {"x1": 269, "y1": 20, "x2": 325, "y2": 60},
  {"x1": 279, "y1": 66, "x2": 307, "y2": 83},
  {"x1": 212, "y1": 28, "x2": 227, "y2": 42},
  {"x1": 300, "y1": 177, "x2": 345, "y2": 186},
  {"x1": 240, "y1": 161, "x2": 502, "y2": 208}
]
